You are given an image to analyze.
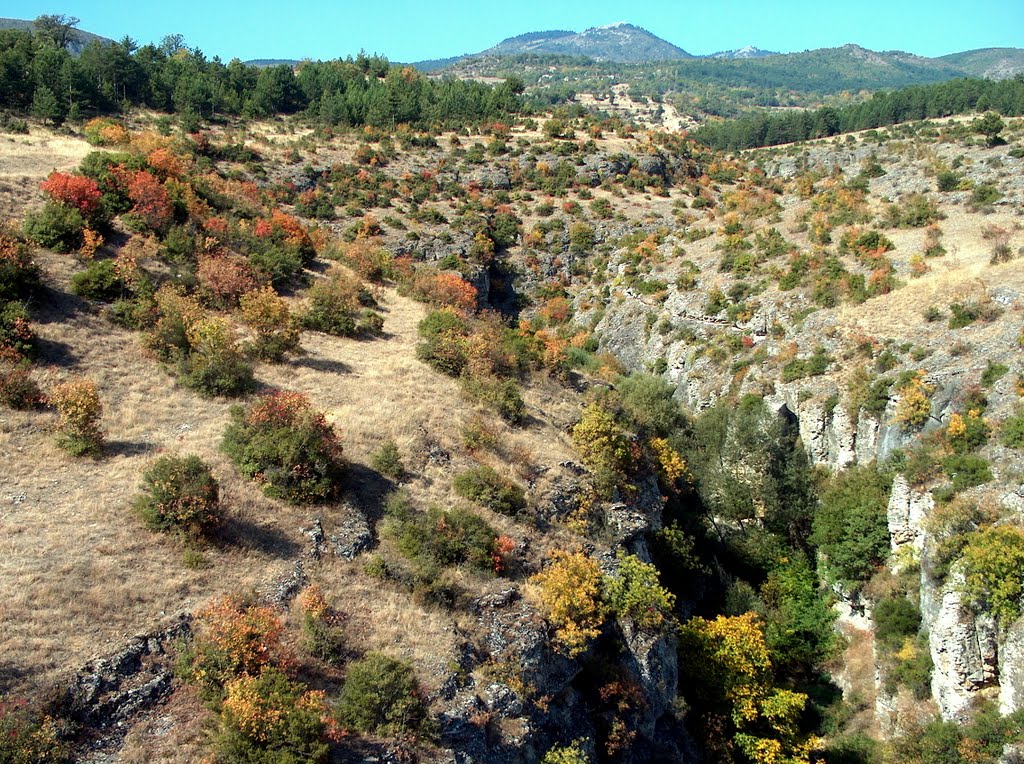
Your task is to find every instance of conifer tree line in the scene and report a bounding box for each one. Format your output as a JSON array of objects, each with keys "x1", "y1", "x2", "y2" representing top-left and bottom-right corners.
[
  {"x1": 0, "y1": 19, "x2": 525, "y2": 127},
  {"x1": 692, "y1": 76, "x2": 1024, "y2": 150}
]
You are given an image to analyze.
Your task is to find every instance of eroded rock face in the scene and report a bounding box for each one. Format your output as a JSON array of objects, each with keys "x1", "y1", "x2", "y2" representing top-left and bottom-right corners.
[
  {"x1": 999, "y1": 617, "x2": 1024, "y2": 715},
  {"x1": 65, "y1": 615, "x2": 192, "y2": 756},
  {"x1": 887, "y1": 475, "x2": 933, "y2": 556},
  {"x1": 928, "y1": 571, "x2": 999, "y2": 721}
]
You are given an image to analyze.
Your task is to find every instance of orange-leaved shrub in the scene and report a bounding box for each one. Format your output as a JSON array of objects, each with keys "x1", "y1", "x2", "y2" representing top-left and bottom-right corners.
[
  {"x1": 49, "y1": 377, "x2": 103, "y2": 456},
  {"x1": 180, "y1": 595, "x2": 288, "y2": 700}
]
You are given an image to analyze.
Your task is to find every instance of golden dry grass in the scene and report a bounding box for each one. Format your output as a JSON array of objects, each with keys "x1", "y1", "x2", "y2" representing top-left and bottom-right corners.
[
  {"x1": 0, "y1": 242, "x2": 583, "y2": 708},
  {"x1": 0, "y1": 129, "x2": 93, "y2": 220}
]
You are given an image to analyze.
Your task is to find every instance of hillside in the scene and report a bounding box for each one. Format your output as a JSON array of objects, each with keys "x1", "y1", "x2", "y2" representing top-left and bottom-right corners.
[
  {"x1": 940, "y1": 47, "x2": 1024, "y2": 79},
  {"x1": 1, "y1": 86, "x2": 1024, "y2": 764}
]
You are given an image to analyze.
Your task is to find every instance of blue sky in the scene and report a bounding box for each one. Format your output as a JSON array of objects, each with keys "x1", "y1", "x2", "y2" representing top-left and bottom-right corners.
[{"x1": 5, "y1": 1, "x2": 1022, "y2": 62}]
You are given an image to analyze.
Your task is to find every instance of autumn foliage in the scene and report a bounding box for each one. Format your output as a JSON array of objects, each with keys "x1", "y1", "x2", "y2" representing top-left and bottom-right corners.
[
  {"x1": 40, "y1": 172, "x2": 102, "y2": 218},
  {"x1": 530, "y1": 550, "x2": 606, "y2": 657},
  {"x1": 49, "y1": 377, "x2": 104, "y2": 457}
]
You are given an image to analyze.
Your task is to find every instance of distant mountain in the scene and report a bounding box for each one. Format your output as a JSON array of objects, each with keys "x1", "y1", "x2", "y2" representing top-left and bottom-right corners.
[
  {"x1": 708, "y1": 46, "x2": 778, "y2": 59},
  {"x1": 0, "y1": 17, "x2": 112, "y2": 55},
  {"x1": 939, "y1": 47, "x2": 1024, "y2": 79},
  {"x1": 483, "y1": 22, "x2": 692, "y2": 63},
  {"x1": 245, "y1": 59, "x2": 301, "y2": 68}
]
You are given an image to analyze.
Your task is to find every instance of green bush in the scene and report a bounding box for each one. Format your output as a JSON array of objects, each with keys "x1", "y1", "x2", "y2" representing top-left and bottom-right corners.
[
  {"x1": 461, "y1": 375, "x2": 525, "y2": 424},
  {"x1": 1002, "y1": 409, "x2": 1024, "y2": 449},
  {"x1": 874, "y1": 596, "x2": 920, "y2": 650},
  {"x1": 23, "y1": 201, "x2": 85, "y2": 253},
  {"x1": 616, "y1": 372, "x2": 684, "y2": 437},
  {"x1": 604, "y1": 553, "x2": 676, "y2": 632},
  {"x1": 454, "y1": 465, "x2": 526, "y2": 516},
  {"x1": 179, "y1": 346, "x2": 256, "y2": 398},
  {"x1": 970, "y1": 183, "x2": 1003, "y2": 208},
  {"x1": 214, "y1": 667, "x2": 329, "y2": 763},
  {"x1": 133, "y1": 454, "x2": 221, "y2": 538},
  {"x1": 372, "y1": 440, "x2": 406, "y2": 479},
  {"x1": 334, "y1": 653, "x2": 430, "y2": 737},
  {"x1": 962, "y1": 526, "x2": 1024, "y2": 626},
  {"x1": 388, "y1": 504, "x2": 499, "y2": 573},
  {"x1": 811, "y1": 465, "x2": 892, "y2": 590},
  {"x1": 70, "y1": 259, "x2": 126, "y2": 302},
  {"x1": 942, "y1": 453, "x2": 992, "y2": 491},
  {"x1": 222, "y1": 391, "x2": 344, "y2": 504},
  {"x1": 980, "y1": 361, "x2": 1009, "y2": 388}
]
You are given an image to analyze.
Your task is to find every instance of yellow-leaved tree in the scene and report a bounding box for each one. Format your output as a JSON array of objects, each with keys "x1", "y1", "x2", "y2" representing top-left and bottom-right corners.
[
  {"x1": 678, "y1": 612, "x2": 817, "y2": 764},
  {"x1": 529, "y1": 550, "x2": 606, "y2": 657}
]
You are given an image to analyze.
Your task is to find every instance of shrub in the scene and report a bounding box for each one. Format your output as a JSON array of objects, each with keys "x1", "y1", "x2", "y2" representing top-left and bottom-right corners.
[
  {"x1": 239, "y1": 286, "x2": 301, "y2": 362},
  {"x1": 970, "y1": 183, "x2": 1002, "y2": 209},
  {"x1": 1002, "y1": 408, "x2": 1024, "y2": 449},
  {"x1": 616, "y1": 373, "x2": 684, "y2": 437},
  {"x1": 70, "y1": 258, "x2": 126, "y2": 302},
  {"x1": 50, "y1": 377, "x2": 103, "y2": 456},
  {"x1": 460, "y1": 375, "x2": 525, "y2": 424},
  {"x1": 530, "y1": 550, "x2": 606, "y2": 657},
  {"x1": 980, "y1": 361, "x2": 1009, "y2": 388},
  {"x1": 454, "y1": 465, "x2": 526, "y2": 516},
  {"x1": 40, "y1": 171, "x2": 103, "y2": 220},
  {"x1": 961, "y1": 526, "x2": 1024, "y2": 626},
  {"x1": 248, "y1": 244, "x2": 305, "y2": 288},
  {"x1": 301, "y1": 272, "x2": 364, "y2": 337},
  {"x1": 222, "y1": 391, "x2": 344, "y2": 504},
  {"x1": 215, "y1": 667, "x2": 329, "y2": 763},
  {"x1": 0, "y1": 362, "x2": 43, "y2": 409},
  {"x1": 893, "y1": 373, "x2": 934, "y2": 429},
  {"x1": 134, "y1": 455, "x2": 221, "y2": 538},
  {"x1": 196, "y1": 254, "x2": 260, "y2": 308},
  {"x1": 542, "y1": 740, "x2": 591, "y2": 764},
  {"x1": 371, "y1": 440, "x2": 405, "y2": 480},
  {"x1": 571, "y1": 404, "x2": 632, "y2": 496},
  {"x1": 0, "y1": 699, "x2": 70, "y2": 764},
  {"x1": 0, "y1": 301, "x2": 36, "y2": 361},
  {"x1": 23, "y1": 201, "x2": 85, "y2": 253},
  {"x1": 178, "y1": 317, "x2": 256, "y2": 398},
  {"x1": 389, "y1": 503, "x2": 500, "y2": 574},
  {"x1": 874, "y1": 596, "x2": 921, "y2": 649},
  {"x1": 125, "y1": 170, "x2": 173, "y2": 233},
  {"x1": 416, "y1": 308, "x2": 470, "y2": 376},
  {"x1": 942, "y1": 453, "x2": 992, "y2": 491},
  {"x1": 297, "y1": 585, "x2": 345, "y2": 665},
  {"x1": 334, "y1": 653, "x2": 430, "y2": 737},
  {"x1": 180, "y1": 595, "x2": 285, "y2": 700},
  {"x1": 412, "y1": 271, "x2": 477, "y2": 311},
  {"x1": 604, "y1": 553, "x2": 676, "y2": 632},
  {"x1": 0, "y1": 226, "x2": 42, "y2": 302}
]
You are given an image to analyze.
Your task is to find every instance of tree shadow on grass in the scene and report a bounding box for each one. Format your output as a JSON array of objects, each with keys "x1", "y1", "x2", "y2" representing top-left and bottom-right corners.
[
  {"x1": 343, "y1": 461, "x2": 397, "y2": 528},
  {"x1": 34, "y1": 336, "x2": 78, "y2": 366},
  {"x1": 105, "y1": 440, "x2": 156, "y2": 458},
  {"x1": 219, "y1": 517, "x2": 302, "y2": 558},
  {"x1": 291, "y1": 355, "x2": 352, "y2": 375}
]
